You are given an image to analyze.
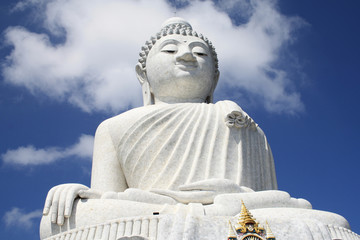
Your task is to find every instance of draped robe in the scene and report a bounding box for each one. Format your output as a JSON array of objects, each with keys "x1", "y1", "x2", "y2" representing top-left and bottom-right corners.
[
  {"x1": 100, "y1": 100, "x2": 277, "y2": 192},
  {"x1": 42, "y1": 101, "x2": 358, "y2": 240}
]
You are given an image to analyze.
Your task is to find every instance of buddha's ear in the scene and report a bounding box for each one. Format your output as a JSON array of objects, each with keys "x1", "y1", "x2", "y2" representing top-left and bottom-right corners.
[
  {"x1": 135, "y1": 63, "x2": 153, "y2": 106},
  {"x1": 135, "y1": 63, "x2": 147, "y2": 84},
  {"x1": 213, "y1": 71, "x2": 220, "y2": 91}
]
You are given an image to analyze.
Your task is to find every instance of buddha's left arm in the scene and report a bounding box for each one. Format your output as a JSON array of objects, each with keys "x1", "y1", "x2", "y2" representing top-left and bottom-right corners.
[{"x1": 151, "y1": 179, "x2": 254, "y2": 204}]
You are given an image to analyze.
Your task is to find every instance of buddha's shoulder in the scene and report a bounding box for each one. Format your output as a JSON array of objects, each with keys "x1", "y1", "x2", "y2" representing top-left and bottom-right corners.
[
  {"x1": 216, "y1": 100, "x2": 264, "y2": 133},
  {"x1": 95, "y1": 105, "x2": 165, "y2": 132},
  {"x1": 214, "y1": 100, "x2": 244, "y2": 111},
  {"x1": 97, "y1": 101, "x2": 247, "y2": 130}
]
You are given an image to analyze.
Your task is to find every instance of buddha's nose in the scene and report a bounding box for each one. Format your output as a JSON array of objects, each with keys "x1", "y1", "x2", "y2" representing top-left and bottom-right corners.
[{"x1": 176, "y1": 47, "x2": 196, "y2": 62}]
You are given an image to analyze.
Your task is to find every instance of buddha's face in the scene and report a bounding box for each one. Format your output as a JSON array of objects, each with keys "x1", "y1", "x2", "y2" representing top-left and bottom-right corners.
[{"x1": 145, "y1": 34, "x2": 218, "y2": 103}]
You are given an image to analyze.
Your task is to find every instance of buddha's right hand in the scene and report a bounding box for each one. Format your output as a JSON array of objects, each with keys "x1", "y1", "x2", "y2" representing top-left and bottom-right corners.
[{"x1": 43, "y1": 184, "x2": 101, "y2": 226}]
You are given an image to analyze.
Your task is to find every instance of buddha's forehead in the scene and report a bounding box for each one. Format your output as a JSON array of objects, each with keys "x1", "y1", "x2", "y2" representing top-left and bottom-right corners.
[{"x1": 154, "y1": 34, "x2": 210, "y2": 49}]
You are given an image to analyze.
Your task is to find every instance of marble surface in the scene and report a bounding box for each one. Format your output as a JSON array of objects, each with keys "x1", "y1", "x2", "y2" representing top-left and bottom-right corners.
[
  {"x1": 40, "y1": 17, "x2": 358, "y2": 240},
  {"x1": 41, "y1": 202, "x2": 358, "y2": 239}
]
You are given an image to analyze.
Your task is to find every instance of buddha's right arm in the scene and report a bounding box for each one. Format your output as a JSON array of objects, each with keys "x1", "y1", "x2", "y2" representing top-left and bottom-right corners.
[
  {"x1": 90, "y1": 120, "x2": 128, "y2": 192},
  {"x1": 89, "y1": 120, "x2": 178, "y2": 204},
  {"x1": 42, "y1": 120, "x2": 128, "y2": 226}
]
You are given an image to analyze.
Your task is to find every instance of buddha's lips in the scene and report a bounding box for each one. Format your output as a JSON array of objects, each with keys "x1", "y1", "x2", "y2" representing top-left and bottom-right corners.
[{"x1": 175, "y1": 62, "x2": 198, "y2": 70}]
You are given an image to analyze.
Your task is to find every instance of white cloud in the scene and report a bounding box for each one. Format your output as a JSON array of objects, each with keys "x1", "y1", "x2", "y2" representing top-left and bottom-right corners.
[
  {"x1": 66, "y1": 134, "x2": 94, "y2": 159},
  {"x1": 1, "y1": 134, "x2": 94, "y2": 165},
  {"x1": 2, "y1": 0, "x2": 304, "y2": 114},
  {"x1": 3, "y1": 208, "x2": 42, "y2": 229},
  {"x1": 11, "y1": 0, "x2": 43, "y2": 12}
]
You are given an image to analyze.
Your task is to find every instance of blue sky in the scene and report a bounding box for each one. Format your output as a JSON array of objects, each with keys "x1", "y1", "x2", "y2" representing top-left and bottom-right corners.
[{"x1": 0, "y1": 0, "x2": 359, "y2": 239}]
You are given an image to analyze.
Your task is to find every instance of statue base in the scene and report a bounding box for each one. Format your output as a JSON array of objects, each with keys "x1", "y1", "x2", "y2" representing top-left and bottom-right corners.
[{"x1": 40, "y1": 198, "x2": 360, "y2": 240}]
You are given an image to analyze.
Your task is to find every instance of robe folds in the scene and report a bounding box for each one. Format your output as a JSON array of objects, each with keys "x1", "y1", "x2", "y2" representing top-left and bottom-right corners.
[{"x1": 102, "y1": 100, "x2": 277, "y2": 192}]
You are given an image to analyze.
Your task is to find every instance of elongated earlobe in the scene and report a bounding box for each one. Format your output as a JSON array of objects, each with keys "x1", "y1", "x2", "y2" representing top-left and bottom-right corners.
[
  {"x1": 141, "y1": 81, "x2": 153, "y2": 106},
  {"x1": 136, "y1": 63, "x2": 154, "y2": 106}
]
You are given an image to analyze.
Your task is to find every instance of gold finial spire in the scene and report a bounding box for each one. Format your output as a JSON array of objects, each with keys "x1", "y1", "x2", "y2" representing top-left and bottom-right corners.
[
  {"x1": 227, "y1": 221, "x2": 237, "y2": 240},
  {"x1": 227, "y1": 202, "x2": 275, "y2": 239},
  {"x1": 265, "y1": 221, "x2": 276, "y2": 239},
  {"x1": 236, "y1": 200, "x2": 264, "y2": 234},
  {"x1": 239, "y1": 200, "x2": 256, "y2": 225}
]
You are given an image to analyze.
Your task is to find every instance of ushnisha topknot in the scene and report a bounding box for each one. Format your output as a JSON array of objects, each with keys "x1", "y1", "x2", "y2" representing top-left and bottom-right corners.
[{"x1": 138, "y1": 17, "x2": 219, "y2": 74}]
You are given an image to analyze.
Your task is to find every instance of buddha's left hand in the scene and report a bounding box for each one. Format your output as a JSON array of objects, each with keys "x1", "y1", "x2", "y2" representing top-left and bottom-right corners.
[{"x1": 151, "y1": 178, "x2": 253, "y2": 204}]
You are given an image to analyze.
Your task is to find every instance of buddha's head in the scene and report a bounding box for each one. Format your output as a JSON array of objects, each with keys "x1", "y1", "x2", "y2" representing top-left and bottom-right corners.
[{"x1": 136, "y1": 17, "x2": 220, "y2": 105}]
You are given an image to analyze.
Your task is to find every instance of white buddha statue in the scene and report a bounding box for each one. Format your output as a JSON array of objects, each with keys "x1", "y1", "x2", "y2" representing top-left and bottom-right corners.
[{"x1": 40, "y1": 18, "x2": 357, "y2": 240}]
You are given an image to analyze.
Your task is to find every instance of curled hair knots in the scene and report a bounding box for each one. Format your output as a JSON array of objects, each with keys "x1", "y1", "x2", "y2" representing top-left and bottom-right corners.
[{"x1": 138, "y1": 23, "x2": 219, "y2": 74}]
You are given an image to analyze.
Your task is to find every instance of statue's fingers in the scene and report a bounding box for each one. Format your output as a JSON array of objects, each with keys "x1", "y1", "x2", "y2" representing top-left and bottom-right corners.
[
  {"x1": 178, "y1": 179, "x2": 229, "y2": 191},
  {"x1": 78, "y1": 188, "x2": 101, "y2": 199},
  {"x1": 124, "y1": 189, "x2": 177, "y2": 205},
  {"x1": 152, "y1": 189, "x2": 214, "y2": 204},
  {"x1": 57, "y1": 186, "x2": 70, "y2": 225},
  {"x1": 150, "y1": 188, "x2": 172, "y2": 194},
  {"x1": 50, "y1": 188, "x2": 63, "y2": 224},
  {"x1": 182, "y1": 179, "x2": 245, "y2": 193},
  {"x1": 150, "y1": 189, "x2": 178, "y2": 199},
  {"x1": 178, "y1": 181, "x2": 213, "y2": 191},
  {"x1": 43, "y1": 186, "x2": 58, "y2": 215},
  {"x1": 63, "y1": 186, "x2": 79, "y2": 218},
  {"x1": 101, "y1": 191, "x2": 119, "y2": 199},
  {"x1": 64, "y1": 186, "x2": 87, "y2": 217}
]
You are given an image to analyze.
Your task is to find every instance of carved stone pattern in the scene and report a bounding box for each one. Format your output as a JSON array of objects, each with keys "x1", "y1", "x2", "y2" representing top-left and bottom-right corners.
[
  {"x1": 225, "y1": 111, "x2": 257, "y2": 130},
  {"x1": 44, "y1": 216, "x2": 160, "y2": 240}
]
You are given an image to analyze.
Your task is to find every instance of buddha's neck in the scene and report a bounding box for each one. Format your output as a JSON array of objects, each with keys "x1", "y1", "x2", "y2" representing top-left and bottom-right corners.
[{"x1": 154, "y1": 96, "x2": 206, "y2": 105}]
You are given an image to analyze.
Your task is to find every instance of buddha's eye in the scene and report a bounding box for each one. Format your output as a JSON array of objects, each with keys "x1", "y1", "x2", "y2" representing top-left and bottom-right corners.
[
  {"x1": 161, "y1": 44, "x2": 178, "y2": 54},
  {"x1": 192, "y1": 46, "x2": 208, "y2": 57},
  {"x1": 194, "y1": 52, "x2": 207, "y2": 57},
  {"x1": 163, "y1": 50, "x2": 176, "y2": 54}
]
